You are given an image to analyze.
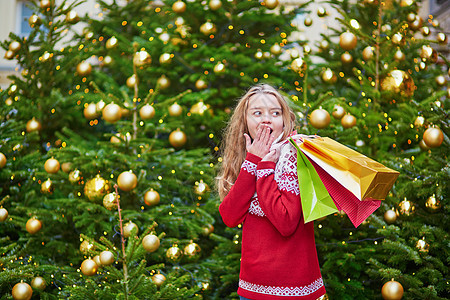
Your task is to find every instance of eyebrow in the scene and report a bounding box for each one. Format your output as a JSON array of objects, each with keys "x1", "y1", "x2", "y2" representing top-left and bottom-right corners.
[{"x1": 248, "y1": 107, "x2": 282, "y2": 110}]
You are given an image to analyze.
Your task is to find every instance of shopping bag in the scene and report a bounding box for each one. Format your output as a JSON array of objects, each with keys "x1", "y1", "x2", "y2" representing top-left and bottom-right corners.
[
  {"x1": 289, "y1": 139, "x2": 338, "y2": 223},
  {"x1": 309, "y1": 157, "x2": 381, "y2": 227},
  {"x1": 299, "y1": 136, "x2": 399, "y2": 201}
]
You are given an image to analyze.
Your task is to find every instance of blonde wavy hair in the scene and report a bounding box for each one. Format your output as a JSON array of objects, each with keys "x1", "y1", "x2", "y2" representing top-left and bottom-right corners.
[{"x1": 216, "y1": 84, "x2": 296, "y2": 200}]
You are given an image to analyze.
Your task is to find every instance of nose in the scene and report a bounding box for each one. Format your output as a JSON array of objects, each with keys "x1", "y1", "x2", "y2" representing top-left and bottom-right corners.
[{"x1": 261, "y1": 113, "x2": 271, "y2": 123}]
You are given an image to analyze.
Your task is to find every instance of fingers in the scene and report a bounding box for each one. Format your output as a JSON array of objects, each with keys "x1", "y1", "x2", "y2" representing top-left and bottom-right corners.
[{"x1": 244, "y1": 133, "x2": 251, "y2": 151}]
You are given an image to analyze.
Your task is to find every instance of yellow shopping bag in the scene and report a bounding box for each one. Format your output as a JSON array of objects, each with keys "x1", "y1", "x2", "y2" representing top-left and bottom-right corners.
[{"x1": 299, "y1": 136, "x2": 399, "y2": 201}]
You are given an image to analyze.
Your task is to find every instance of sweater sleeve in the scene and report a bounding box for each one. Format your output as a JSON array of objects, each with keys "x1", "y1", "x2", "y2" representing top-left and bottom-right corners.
[
  {"x1": 255, "y1": 149, "x2": 302, "y2": 237},
  {"x1": 219, "y1": 153, "x2": 262, "y2": 228}
]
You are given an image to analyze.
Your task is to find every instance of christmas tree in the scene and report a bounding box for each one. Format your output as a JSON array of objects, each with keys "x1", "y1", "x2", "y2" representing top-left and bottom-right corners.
[
  {"x1": 290, "y1": 0, "x2": 449, "y2": 299},
  {"x1": 0, "y1": 0, "x2": 308, "y2": 298}
]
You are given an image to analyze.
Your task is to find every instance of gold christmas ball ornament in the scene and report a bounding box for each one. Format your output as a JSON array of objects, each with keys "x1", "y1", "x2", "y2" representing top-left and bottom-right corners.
[
  {"x1": 152, "y1": 273, "x2": 166, "y2": 287},
  {"x1": 26, "y1": 118, "x2": 42, "y2": 133},
  {"x1": 394, "y1": 49, "x2": 405, "y2": 61},
  {"x1": 41, "y1": 179, "x2": 54, "y2": 194},
  {"x1": 317, "y1": 6, "x2": 327, "y2": 17},
  {"x1": 309, "y1": 108, "x2": 330, "y2": 129},
  {"x1": 99, "y1": 250, "x2": 115, "y2": 266},
  {"x1": 84, "y1": 175, "x2": 111, "y2": 202},
  {"x1": 172, "y1": 1, "x2": 186, "y2": 13},
  {"x1": 200, "y1": 21, "x2": 217, "y2": 36},
  {"x1": 79, "y1": 240, "x2": 94, "y2": 253},
  {"x1": 321, "y1": 68, "x2": 337, "y2": 84},
  {"x1": 213, "y1": 62, "x2": 226, "y2": 74},
  {"x1": 76, "y1": 61, "x2": 92, "y2": 77},
  {"x1": 381, "y1": 279, "x2": 404, "y2": 300},
  {"x1": 339, "y1": 32, "x2": 357, "y2": 51},
  {"x1": 169, "y1": 129, "x2": 187, "y2": 148},
  {"x1": 5, "y1": 97, "x2": 13, "y2": 105},
  {"x1": 9, "y1": 41, "x2": 21, "y2": 52},
  {"x1": 93, "y1": 255, "x2": 102, "y2": 267},
  {"x1": 102, "y1": 103, "x2": 122, "y2": 123},
  {"x1": 419, "y1": 139, "x2": 430, "y2": 151},
  {"x1": 166, "y1": 246, "x2": 183, "y2": 263},
  {"x1": 84, "y1": 103, "x2": 99, "y2": 120},
  {"x1": 44, "y1": 157, "x2": 60, "y2": 174},
  {"x1": 139, "y1": 104, "x2": 156, "y2": 120},
  {"x1": 304, "y1": 17, "x2": 313, "y2": 27},
  {"x1": 12, "y1": 282, "x2": 32, "y2": 300},
  {"x1": 416, "y1": 238, "x2": 429, "y2": 253},
  {"x1": 270, "y1": 44, "x2": 282, "y2": 55},
  {"x1": 423, "y1": 127, "x2": 444, "y2": 148},
  {"x1": 0, "y1": 208, "x2": 9, "y2": 222},
  {"x1": 341, "y1": 114, "x2": 357, "y2": 129},
  {"x1": 209, "y1": 0, "x2": 222, "y2": 10},
  {"x1": 341, "y1": 52, "x2": 353, "y2": 64},
  {"x1": 425, "y1": 194, "x2": 441, "y2": 211},
  {"x1": 81, "y1": 258, "x2": 98, "y2": 276},
  {"x1": 421, "y1": 26, "x2": 431, "y2": 37},
  {"x1": 264, "y1": 0, "x2": 279, "y2": 9},
  {"x1": 106, "y1": 36, "x2": 118, "y2": 49},
  {"x1": 195, "y1": 78, "x2": 208, "y2": 90},
  {"x1": 157, "y1": 75, "x2": 170, "y2": 89},
  {"x1": 410, "y1": 16, "x2": 423, "y2": 31},
  {"x1": 436, "y1": 32, "x2": 447, "y2": 44},
  {"x1": 142, "y1": 234, "x2": 160, "y2": 252},
  {"x1": 126, "y1": 74, "x2": 138, "y2": 88},
  {"x1": 319, "y1": 40, "x2": 329, "y2": 51},
  {"x1": 144, "y1": 189, "x2": 160, "y2": 207},
  {"x1": 96, "y1": 100, "x2": 106, "y2": 112},
  {"x1": 40, "y1": 51, "x2": 53, "y2": 62},
  {"x1": 69, "y1": 169, "x2": 81, "y2": 183},
  {"x1": 0, "y1": 152, "x2": 6, "y2": 168},
  {"x1": 29, "y1": 14, "x2": 41, "y2": 27},
  {"x1": 291, "y1": 58, "x2": 306, "y2": 74},
  {"x1": 400, "y1": 0, "x2": 414, "y2": 6},
  {"x1": 183, "y1": 242, "x2": 201, "y2": 260},
  {"x1": 133, "y1": 50, "x2": 152, "y2": 67},
  {"x1": 332, "y1": 105, "x2": 345, "y2": 119},
  {"x1": 380, "y1": 70, "x2": 415, "y2": 98},
  {"x1": 4, "y1": 50, "x2": 15, "y2": 60},
  {"x1": 102, "y1": 55, "x2": 113, "y2": 66},
  {"x1": 202, "y1": 224, "x2": 214, "y2": 236},
  {"x1": 396, "y1": 199, "x2": 415, "y2": 216},
  {"x1": 103, "y1": 192, "x2": 118, "y2": 210},
  {"x1": 40, "y1": 0, "x2": 52, "y2": 9},
  {"x1": 123, "y1": 221, "x2": 138, "y2": 238},
  {"x1": 414, "y1": 116, "x2": 425, "y2": 127},
  {"x1": 407, "y1": 13, "x2": 416, "y2": 23},
  {"x1": 384, "y1": 209, "x2": 397, "y2": 224},
  {"x1": 31, "y1": 276, "x2": 46, "y2": 290},
  {"x1": 26, "y1": 218, "x2": 42, "y2": 235},
  {"x1": 117, "y1": 171, "x2": 138, "y2": 192},
  {"x1": 391, "y1": 33, "x2": 403, "y2": 45},
  {"x1": 435, "y1": 75, "x2": 446, "y2": 86},
  {"x1": 190, "y1": 101, "x2": 211, "y2": 115},
  {"x1": 168, "y1": 103, "x2": 183, "y2": 117},
  {"x1": 194, "y1": 180, "x2": 210, "y2": 195},
  {"x1": 159, "y1": 53, "x2": 172, "y2": 64},
  {"x1": 420, "y1": 45, "x2": 438, "y2": 63},
  {"x1": 66, "y1": 11, "x2": 80, "y2": 24}
]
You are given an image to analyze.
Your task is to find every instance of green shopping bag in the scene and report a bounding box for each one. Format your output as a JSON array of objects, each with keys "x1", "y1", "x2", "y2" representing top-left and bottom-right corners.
[{"x1": 290, "y1": 138, "x2": 338, "y2": 223}]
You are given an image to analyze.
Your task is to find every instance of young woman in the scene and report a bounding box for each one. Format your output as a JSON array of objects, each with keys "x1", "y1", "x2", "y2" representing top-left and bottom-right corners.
[{"x1": 217, "y1": 84, "x2": 326, "y2": 300}]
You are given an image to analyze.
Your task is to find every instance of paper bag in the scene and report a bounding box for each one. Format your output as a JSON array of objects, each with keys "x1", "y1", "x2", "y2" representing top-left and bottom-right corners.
[
  {"x1": 309, "y1": 157, "x2": 381, "y2": 227},
  {"x1": 290, "y1": 139, "x2": 338, "y2": 223},
  {"x1": 299, "y1": 137, "x2": 399, "y2": 201}
]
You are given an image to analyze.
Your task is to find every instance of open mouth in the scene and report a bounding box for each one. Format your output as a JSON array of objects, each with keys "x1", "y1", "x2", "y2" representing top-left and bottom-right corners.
[{"x1": 269, "y1": 128, "x2": 273, "y2": 134}]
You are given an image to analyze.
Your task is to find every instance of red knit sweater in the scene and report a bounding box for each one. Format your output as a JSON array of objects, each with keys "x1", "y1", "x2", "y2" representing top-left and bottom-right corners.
[{"x1": 219, "y1": 141, "x2": 326, "y2": 300}]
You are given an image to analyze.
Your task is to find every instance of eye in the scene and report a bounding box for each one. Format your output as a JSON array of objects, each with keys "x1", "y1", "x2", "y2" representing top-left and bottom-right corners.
[
  {"x1": 272, "y1": 111, "x2": 281, "y2": 116},
  {"x1": 253, "y1": 111, "x2": 261, "y2": 116}
]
